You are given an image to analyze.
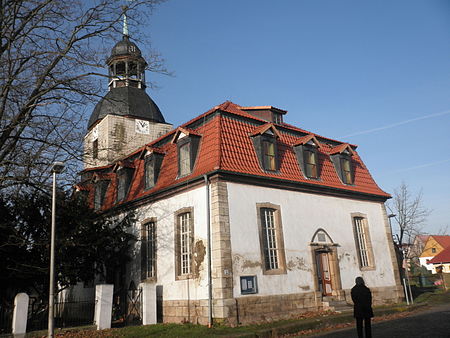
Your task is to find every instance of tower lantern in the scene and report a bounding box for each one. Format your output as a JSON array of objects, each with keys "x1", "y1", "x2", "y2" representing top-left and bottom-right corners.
[{"x1": 107, "y1": 35, "x2": 147, "y2": 90}]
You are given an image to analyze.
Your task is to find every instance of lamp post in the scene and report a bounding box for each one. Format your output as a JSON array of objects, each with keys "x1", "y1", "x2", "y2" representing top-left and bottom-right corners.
[
  {"x1": 387, "y1": 213, "x2": 413, "y2": 305},
  {"x1": 48, "y1": 161, "x2": 65, "y2": 338}
]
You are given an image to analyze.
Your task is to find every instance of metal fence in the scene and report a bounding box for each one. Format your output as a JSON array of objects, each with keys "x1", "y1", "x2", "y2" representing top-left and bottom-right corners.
[
  {"x1": 0, "y1": 302, "x2": 13, "y2": 334},
  {"x1": 27, "y1": 299, "x2": 95, "y2": 332}
]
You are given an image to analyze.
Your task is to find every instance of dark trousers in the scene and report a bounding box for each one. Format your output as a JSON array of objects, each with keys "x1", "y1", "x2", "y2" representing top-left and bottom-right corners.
[{"x1": 356, "y1": 317, "x2": 372, "y2": 338}]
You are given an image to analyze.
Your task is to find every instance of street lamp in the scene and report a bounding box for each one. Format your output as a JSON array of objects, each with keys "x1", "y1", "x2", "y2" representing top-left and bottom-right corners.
[
  {"x1": 48, "y1": 161, "x2": 65, "y2": 338},
  {"x1": 387, "y1": 213, "x2": 413, "y2": 305}
]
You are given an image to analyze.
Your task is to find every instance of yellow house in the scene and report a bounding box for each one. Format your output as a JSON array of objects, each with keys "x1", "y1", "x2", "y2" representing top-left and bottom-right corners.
[{"x1": 419, "y1": 235, "x2": 450, "y2": 272}]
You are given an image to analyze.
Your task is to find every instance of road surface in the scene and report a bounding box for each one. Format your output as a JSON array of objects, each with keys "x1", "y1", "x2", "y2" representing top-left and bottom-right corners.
[{"x1": 314, "y1": 303, "x2": 450, "y2": 337}]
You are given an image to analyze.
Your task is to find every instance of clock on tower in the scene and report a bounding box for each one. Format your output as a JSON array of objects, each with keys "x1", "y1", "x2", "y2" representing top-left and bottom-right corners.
[{"x1": 135, "y1": 119, "x2": 150, "y2": 134}]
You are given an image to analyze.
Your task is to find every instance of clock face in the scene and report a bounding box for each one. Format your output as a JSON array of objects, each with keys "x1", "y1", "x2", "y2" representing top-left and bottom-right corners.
[
  {"x1": 92, "y1": 125, "x2": 99, "y2": 140},
  {"x1": 135, "y1": 119, "x2": 150, "y2": 134}
]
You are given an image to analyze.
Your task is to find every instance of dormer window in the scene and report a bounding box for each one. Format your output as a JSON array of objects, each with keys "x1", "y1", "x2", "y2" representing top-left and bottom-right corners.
[
  {"x1": 179, "y1": 142, "x2": 190, "y2": 176},
  {"x1": 240, "y1": 106, "x2": 287, "y2": 124},
  {"x1": 294, "y1": 135, "x2": 321, "y2": 179},
  {"x1": 273, "y1": 113, "x2": 283, "y2": 125},
  {"x1": 94, "y1": 180, "x2": 109, "y2": 211},
  {"x1": 304, "y1": 146, "x2": 318, "y2": 179},
  {"x1": 262, "y1": 137, "x2": 277, "y2": 171},
  {"x1": 142, "y1": 148, "x2": 164, "y2": 190},
  {"x1": 251, "y1": 124, "x2": 281, "y2": 173},
  {"x1": 145, "y1": 156, "x2": 156, "y2": 190},
  {"x1": 116, "y1": 166, "x2": 134, "y2": 202},
  {"x1": 340, "y1": 154, "x2": 352, "y2": 184},
  {"x1": 329, "y1": 144, "x2": 355, "y2": 185},
  {"x1": 172, "y1": 128, "x2": 201, "y2": 178}
]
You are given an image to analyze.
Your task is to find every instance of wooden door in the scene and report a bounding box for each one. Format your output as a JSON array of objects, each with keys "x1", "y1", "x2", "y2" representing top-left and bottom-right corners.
[{"x1": 315, "y1": 251, "x2": 333, "y2": 296}]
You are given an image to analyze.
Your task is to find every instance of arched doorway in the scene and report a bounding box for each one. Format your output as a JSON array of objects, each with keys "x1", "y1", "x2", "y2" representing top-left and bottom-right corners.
[{"x1": 310, "y1": 229, "x2": 343, "y2": 298}]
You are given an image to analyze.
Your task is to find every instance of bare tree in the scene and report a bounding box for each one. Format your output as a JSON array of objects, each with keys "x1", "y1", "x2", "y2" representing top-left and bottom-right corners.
[
  {"x1": 387, "y1": 182, "x2": 431, "y2": 247},
  {"x1": 0, "y1": 0, "x2": 167, "y2": 193}
]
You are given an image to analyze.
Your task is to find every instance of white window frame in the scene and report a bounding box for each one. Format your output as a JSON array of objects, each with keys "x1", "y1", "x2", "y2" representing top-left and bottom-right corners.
[
  {"x1": 141, "y1": 219, "x2": 157, "y2": 280},
  {"x1": 175, "y1": 208, "x2": 195, "y2": 279},
  {"x1": 179, "y1": 212, "x2": 191, "y2": 275},
  {"x1": 257, "y1": 203, "x2": 286, "y2": 275},
  {"x1": 352, "y1": 213, "x2": 375, "y2": 270}
]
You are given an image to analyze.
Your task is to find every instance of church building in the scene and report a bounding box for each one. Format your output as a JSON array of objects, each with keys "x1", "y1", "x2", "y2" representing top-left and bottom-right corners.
[{"x1": 78, "y1": 32, "x2": 403, "y2": 325}]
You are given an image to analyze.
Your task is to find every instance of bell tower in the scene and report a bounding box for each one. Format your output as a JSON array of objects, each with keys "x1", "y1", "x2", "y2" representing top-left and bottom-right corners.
[
  {"x1": 84, "y1": 25, "x2": 172, "y2": 169},
  {"x1": 107, "y1": 35, "x2": 147, "y2": 91}
]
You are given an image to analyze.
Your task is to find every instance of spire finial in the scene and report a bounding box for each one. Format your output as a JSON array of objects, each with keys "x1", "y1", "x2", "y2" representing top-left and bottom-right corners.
[
  {"x1": 122, "y1": 10, "x2": 128, "y2": 36},
  {"x1": 122, "y1": 0, "x2": 133, "y2": 37}
]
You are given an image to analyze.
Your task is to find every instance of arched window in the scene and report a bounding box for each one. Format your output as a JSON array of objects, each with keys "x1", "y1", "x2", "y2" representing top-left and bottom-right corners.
[{"x1": 311, "y1": 228, "x2": 333, "y2": 244}]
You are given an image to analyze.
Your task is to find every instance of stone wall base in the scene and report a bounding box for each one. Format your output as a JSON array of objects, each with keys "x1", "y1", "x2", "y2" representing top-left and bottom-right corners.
[
  {"x1": 161, "y1": 285, "x2": 403, "y2": 326},
  {"x1": 161, "y1": 292, "x2": 320, "y2": 326},
  {"x1": 234, "y1": 291, "x2": 321, "y2": 325}
]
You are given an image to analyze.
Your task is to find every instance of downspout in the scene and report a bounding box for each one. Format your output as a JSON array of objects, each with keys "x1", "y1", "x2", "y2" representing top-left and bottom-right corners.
[{"x1": 204, "y1": 174, "x2": 213, "y2": 327}]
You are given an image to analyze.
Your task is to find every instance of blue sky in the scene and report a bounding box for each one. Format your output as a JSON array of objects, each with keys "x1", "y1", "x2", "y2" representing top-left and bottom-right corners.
[{"x1": 128, "y1": 0, "x2": 450, "y2": 234}]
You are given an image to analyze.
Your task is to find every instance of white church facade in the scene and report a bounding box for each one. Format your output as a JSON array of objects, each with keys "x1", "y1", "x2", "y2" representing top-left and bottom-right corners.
[{"x1": 76, "y1": 34, "x2": 403, "y2": 325}]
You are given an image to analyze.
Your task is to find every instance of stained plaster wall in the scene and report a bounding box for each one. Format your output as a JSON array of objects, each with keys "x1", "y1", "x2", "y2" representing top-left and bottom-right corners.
[
  {"x1": 84, "y1": 115, "x2": 172, "y2": 169},
  {"x1": 227, "y1": 182, "x2": 397, "y2": 297},
  {"x1": 129, "y1": 186, "x2": 210, "y2": 301}
]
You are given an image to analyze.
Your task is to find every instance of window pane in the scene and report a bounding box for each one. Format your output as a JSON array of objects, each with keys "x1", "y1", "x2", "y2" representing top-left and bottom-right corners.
[
  {"x1": 94, "y1": 185, "x2": 101, "y2": 210},
  {"x1": 354, "y1": 217, "x2": 369, "y2": 267},
  {"x1": 263, "y1": 140, "x2": 276, "y2": 171},
  {"x1": 304, "y1": 150, "x2": 318, "y2": 178},
  {"x1": 179, "y1": 212, "x2": 192, "y2": 275},
  {"x1": 117, "y1": 172, "x2": 125, "y2": 201},
  {"x1": 179, "y1": 143, "x2": 190, "y2": 176},
  {"x1": 95, "y1": 182, "x2": 107, "y2": 210},
  {"x1": 141, "y1": 221, "x2": 156, "y2": 280},
  {"x1": 92, "y1": 140, "x2": 98, "y2": 159},
  {"x1": 145, "y1": 157, "x2": 154, "y2": 189},
  {"x1": 341, "y1": 158, "x2": 352, "y2": 184},
  {"x1": 261, "y1": 208, "x2": 279, "y2": 270}
]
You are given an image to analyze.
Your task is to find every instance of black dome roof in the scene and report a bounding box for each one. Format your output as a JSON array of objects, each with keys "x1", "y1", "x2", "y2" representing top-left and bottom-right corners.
[
  {"x1": 88, "y1": 86, "x2": 166, "y2": 129},
  {"x1": 110, "y1": 36, "x2": 142, "y2": 58}
]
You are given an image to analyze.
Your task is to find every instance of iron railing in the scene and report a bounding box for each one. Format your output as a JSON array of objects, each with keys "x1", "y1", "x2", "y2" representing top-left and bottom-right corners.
[{"x1": 27, "y1": 299, "x2": 95, "y2": 332}]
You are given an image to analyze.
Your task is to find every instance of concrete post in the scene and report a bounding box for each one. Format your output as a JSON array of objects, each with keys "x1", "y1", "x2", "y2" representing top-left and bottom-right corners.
[
  {"x1": 94, "y1": 284, "x2": 113, "y2": 330},
  {"x1": 12, "y1": 293, "x2": 29, "y2": 335},
  {"x1": 142, "y1": 283, "x2": 156, "y2": 325}
]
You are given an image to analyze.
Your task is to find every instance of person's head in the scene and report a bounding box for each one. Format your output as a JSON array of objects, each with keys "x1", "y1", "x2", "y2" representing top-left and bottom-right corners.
[{"x1": 355, "y1": 277, "x2": 365, "y2": 286}]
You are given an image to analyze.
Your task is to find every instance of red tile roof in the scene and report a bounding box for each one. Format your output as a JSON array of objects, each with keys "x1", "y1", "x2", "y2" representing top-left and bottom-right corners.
[
  {"x1": 293, "y1": 134, "x2": 322, "y2": 148},
  {"x1": 329, "y1": 143, "x2": 355, "y2": 156},
  {"x1": 250, "y1": 123, "x2": 281, "y2": 138},
  {"x1": 82, "y1": 101, "x2": 390, "y2": 210},
  {"x1": 429, "y1": 246, "x2": 450, "y2": 264},
  {"x1": 432, "y1": 235, "x2": 450, "y2": 249}
]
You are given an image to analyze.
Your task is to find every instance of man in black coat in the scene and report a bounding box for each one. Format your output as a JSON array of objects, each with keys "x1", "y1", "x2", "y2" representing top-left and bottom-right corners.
[{"x1": 351, "y1": 277, "x2": 374, "y2": 338}]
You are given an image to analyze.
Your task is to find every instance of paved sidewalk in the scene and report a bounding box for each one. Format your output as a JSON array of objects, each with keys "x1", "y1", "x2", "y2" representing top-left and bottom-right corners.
[{"x1": 313, "y1": 303, "x2": 450, "y2": 337}]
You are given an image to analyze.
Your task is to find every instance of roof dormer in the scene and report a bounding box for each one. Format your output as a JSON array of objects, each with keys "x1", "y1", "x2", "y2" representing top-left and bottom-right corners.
[
  {"x1": 241, "y1": 106, "x2": 287, "y2": 125},
  {"x1": 113, "y1": 161, "x2": 135, "y2": 202},
  {"x1": 172, "y1": 127, "x2": 201, "y2": 178},
  {"x1": 140, "y1": 146, "x2": 165, "y2": 190},
  {"x1": 91, "y1": 172, "x2": 112, "y2": 211},
  {"x1": 329, "y1": 143, "x2": 356, "y2": 185},
  {"x1": 251, "y1": 123, "x2": 281, "y2": 172},
  {"x1": 293, "y1": 134, "x2": 322, "y2": 179}
]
